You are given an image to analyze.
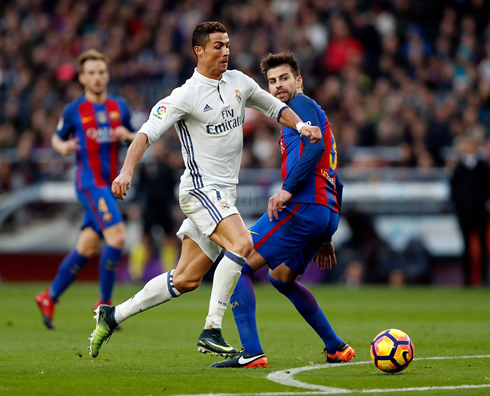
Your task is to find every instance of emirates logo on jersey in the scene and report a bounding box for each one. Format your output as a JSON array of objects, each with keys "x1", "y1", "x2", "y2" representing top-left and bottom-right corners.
[{"x1": 86, "y1": 127, "x2": 117, "y2": 143}]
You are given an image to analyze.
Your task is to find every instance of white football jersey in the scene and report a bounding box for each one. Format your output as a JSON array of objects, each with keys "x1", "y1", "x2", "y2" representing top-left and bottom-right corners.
[{"x1": 139, "y1": 69, "x2": 287, "y2": 190}]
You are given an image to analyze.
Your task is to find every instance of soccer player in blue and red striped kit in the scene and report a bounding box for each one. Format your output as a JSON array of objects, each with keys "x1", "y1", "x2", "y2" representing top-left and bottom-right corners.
[
  {"x1": 35, "y1": 50, "x2": 136, "y2": 329},
  {"x1": 207, "y1": 53, "x2": 355, "y2": 367}
]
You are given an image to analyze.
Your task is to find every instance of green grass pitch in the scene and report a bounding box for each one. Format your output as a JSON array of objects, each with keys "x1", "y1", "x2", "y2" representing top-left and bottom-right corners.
[{"x1": 1, "y1": 283, "x2": 489, "y2": 395}]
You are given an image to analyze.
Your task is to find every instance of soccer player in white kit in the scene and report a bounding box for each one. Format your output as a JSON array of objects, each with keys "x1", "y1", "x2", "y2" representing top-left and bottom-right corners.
[{"x1": 88, "y1": 21, "x2": 321, "y2": 359}]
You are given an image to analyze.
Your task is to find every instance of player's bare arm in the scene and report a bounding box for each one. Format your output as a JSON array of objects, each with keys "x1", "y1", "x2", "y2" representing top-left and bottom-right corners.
[
  {"x1": 112, "y1": 132, "x2": 149, "y2": 200},
  {"x1": 113, "y1": 125, "x2": 136, "y2": 143},
  {"x1": 278, "y1": 107, "x2": 321, "y2": 143},
  {"x1": 51, "y1": 134, "x2": 80, "y2": 156}
]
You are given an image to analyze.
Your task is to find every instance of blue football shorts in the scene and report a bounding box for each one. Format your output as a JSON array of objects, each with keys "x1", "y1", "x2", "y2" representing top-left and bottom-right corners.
[
  {"x1": 250, "y1": 202, "x2": 339, "y2": 275},
  {"x1": 77, "y1": 187, "x2": 123, "y2": 237}
]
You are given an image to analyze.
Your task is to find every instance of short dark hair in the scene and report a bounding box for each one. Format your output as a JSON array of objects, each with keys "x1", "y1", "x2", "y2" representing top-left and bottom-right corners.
[
  {"x1": 192, "y1": 21, "x2": 227, "y2": 50},
  {"x1": 78, "y1": 49, "x2": 109, "y2": 73},
  {"x1": 260, "y1": 52, "x2": 301, "y2": 79}
]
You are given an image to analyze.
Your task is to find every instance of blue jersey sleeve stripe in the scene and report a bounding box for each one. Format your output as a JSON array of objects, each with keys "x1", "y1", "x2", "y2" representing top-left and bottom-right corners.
[
  {"x1": 290, "y1": 94, "x2": 321, "y2": 128},
  {"x1": 276, "y1": 105, "x2": 289, "y2": 122}
]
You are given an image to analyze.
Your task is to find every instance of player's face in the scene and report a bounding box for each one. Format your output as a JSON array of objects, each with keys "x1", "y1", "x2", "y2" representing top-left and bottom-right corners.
[
  {"x1": 198, "y1": 32, "x2": 230, "y2": 76},
  {"x1": 266, "y1": 65, "x2": 302, "y2": 104},
  {"x1": 79, "y1": 60, "x2": 109, "y2": 95}
]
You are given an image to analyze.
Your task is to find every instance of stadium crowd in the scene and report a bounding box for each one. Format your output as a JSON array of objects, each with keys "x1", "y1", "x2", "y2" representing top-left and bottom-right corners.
[{"x1": 2, "y1": 0, "x2": 490, "y2": 193}]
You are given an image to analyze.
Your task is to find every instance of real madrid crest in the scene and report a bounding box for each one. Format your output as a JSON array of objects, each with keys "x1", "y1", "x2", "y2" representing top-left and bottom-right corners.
[
  {"x1": 221, "y1": 201, "x2": 230, "y2": 210},
  {"x1": 97, "y1": 111, "x2": 107, "y2": 124},
  {"x1": 235, "y1": 89, "x2": 242, "y2": 103}
]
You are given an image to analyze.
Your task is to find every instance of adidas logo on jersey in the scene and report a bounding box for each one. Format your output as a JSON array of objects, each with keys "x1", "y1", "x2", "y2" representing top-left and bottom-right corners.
[{"x1": 203, "y1": 104, "x2": 213, "y2": 112}]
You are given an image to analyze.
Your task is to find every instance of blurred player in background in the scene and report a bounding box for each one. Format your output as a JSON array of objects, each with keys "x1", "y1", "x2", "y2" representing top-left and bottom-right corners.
[
  {"x1": 207, "y1": 53, "x2": 355, "y2": 368},
  {"x1": 88, "y1": 22, "x2": 322, "y2": 359},
  {"x1": 129, "y1": 139, "x2": 179, "y2": 281},
  {"x1": 35, "y1": 50, "x2": 136, "y2": 329},
  {"x1": 450, "y1": 135, "x2": 490, "y2": 286}
]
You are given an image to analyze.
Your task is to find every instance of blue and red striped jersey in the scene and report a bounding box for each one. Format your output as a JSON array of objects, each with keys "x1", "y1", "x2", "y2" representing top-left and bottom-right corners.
[
  {"x1": 280, "y1": 93, "x2": 340, "y2": 213},
  {"x1": 56, "y1": 95, "x2": 135, "y2": 191}
]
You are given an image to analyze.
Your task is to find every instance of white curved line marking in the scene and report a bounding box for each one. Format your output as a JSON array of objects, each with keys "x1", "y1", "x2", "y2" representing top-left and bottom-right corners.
[
  {"x1": 173, "y1": 355, "x2": 490, "y2": 396},
  {"x1": 266, "y1": 355, "x2": 490, "y2": 394}
]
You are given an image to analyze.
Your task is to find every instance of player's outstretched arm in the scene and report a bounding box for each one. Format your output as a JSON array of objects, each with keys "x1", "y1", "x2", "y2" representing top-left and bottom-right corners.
[
  {"x1": 51, "y1": 134, "x2": 80, "y2": 156},
  {"x1": 114, "y1": 125, "x2": 136, "y2": 143},
  {"x1": 278, "y1": 108, "x2": 321, "y2": 143},
  {"x1": 112, "y1": 132, "x2": 149, "y2": 200}
]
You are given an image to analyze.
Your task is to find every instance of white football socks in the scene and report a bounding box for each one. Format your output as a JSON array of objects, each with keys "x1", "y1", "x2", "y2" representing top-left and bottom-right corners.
[
  {"x1": 115, "y1": 270, "x2": 180, "y2": 324},
  {"x1": 205, "y1": 251, "x2": 245, "y2": 329}
]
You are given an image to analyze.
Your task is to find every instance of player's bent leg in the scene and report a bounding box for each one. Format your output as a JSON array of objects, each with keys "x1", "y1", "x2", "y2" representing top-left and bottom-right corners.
[
  {"x1": 229, "y1": 250, "x2": 268, "y2": 357},
  {"x1": 197, "y1": 254, "x2": 240, "y2": 358},
  {"x1": 205, "y1": 214, "x2": 253, "y2": 328},
  {"x1": 36, "y1": 228, "x2": 99, "y2": 329},
  {"x1": 171, "y1": 236, "x2": 214, "y2": 293},
  {"x1": 268, "y1": 265, "x2": 355, "y2": 363},
  {"x1": 88, "y1": 237, "x2": 212, "y2": 358}
]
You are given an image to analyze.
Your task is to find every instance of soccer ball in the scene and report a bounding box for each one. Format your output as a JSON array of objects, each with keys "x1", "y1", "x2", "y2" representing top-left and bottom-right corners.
[{"x1": 370, "y1": 329, "x2": 414, "y2": 373}]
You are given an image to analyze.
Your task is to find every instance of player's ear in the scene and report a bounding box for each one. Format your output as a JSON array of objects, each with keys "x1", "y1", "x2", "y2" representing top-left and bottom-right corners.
[
  {"x1": 78, "y1": 72, "x2": 85, "y2": 85},
  {"x1": 194, "y1": 46, "x2": 204, "y2": 58},
  {"x1": 296, "y1": 76, "x2": 303, "y2": 90}
]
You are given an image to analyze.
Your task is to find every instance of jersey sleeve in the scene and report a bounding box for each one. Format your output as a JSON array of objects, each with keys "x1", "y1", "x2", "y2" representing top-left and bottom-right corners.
[
  {"x1": 242, "y1": 74, "x2": 287, "y2": 121},
  {"x1": 282, "y1": 96, "x2": 325, "y2": 195},
  {"x1": 119, "y1": 99, "x2": 136, "y2": 132},
  {"x1": 139, "y1": 87, "x2": 193, "y2": 145},
  {"x1": 55, "y1": 104, "x2": 75, "y2": 140}
]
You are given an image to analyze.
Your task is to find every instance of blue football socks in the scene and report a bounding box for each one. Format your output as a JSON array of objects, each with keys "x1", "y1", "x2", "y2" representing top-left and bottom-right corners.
[
  {"x1": 231, "y1": 264, "x2": 264, "y2": 355},
  {"x1": 99, "y1": 245, "x2": 122, "y2": 302},
  {"x1": 49, "y1": 249, "x2": 90, "y2": 301},
  {"x1": 268, "y1": 273, "x2": 342, "y2": 354}
]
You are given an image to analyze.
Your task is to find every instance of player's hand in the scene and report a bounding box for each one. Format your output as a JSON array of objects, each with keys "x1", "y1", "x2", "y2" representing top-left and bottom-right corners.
[
  {"x1": 113, "y1": 126, "x2": 132, "y2": 141},
  {"x1": 268, "y1": 189, "x2": 292, "y2": 221},
  {"x1": 314, "y1": 242, "x2": 337, "y2": 271},
  {"x1": 300, "y1": 125, "x2": 322, "y2": 144},
  {"x1": 60, "y1": 137, "x2": 81, "y2": 156},
  {"x1": 112, "y1": 172, "x2": 132, "y2": 200}
]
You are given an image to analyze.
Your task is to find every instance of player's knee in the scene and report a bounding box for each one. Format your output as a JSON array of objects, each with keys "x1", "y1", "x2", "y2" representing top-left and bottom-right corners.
[
  {"x1": 268, "y1": 273, "x2": 293, "y2": 295},
  {"x1": 232, "y1": 237, "x2": 254, "y2": 258},
  {"x1": 107, "y1": 231, "x2": 125, "y2": 249},
  {"x1": 172, "y1": 272, "x2": 201, "y2": 293},
  {"x1": 77, "y1": 245, "x2": 97, "y2": 258}
]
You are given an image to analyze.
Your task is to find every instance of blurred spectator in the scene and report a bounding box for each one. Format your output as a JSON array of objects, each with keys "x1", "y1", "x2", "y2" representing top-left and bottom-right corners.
[
  {"x1": 323, "y1": 15, "x2": 364, "y2": 74},
  {"x1": 0, "y1": 0, "x2": 490, "y2": 177},
  {"x1": 450, "y1": 136, "x2": 490, "y2": 286},
  {"x1": 337, "y1": 210, "x2": 402, "y2": 287}
]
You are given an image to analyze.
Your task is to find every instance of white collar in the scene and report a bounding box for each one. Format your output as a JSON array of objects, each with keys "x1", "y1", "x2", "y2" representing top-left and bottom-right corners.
[{"x1": 193, "y1": 68, "x2": 228, "y2": 86}]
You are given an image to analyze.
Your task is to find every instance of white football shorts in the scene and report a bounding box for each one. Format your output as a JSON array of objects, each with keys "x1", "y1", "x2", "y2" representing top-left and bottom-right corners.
[{"x1": 176, "y1": 184, "x2": 239, "y2": 261}]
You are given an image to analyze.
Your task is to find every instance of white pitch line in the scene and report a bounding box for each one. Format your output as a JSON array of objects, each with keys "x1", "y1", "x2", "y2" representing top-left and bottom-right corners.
[
  {"x1": 174, "y1": 355, "x2": 490, "y2": 396},
  {"x1": 266, "y1": 354, "x2": 490, "y2": 392}
]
